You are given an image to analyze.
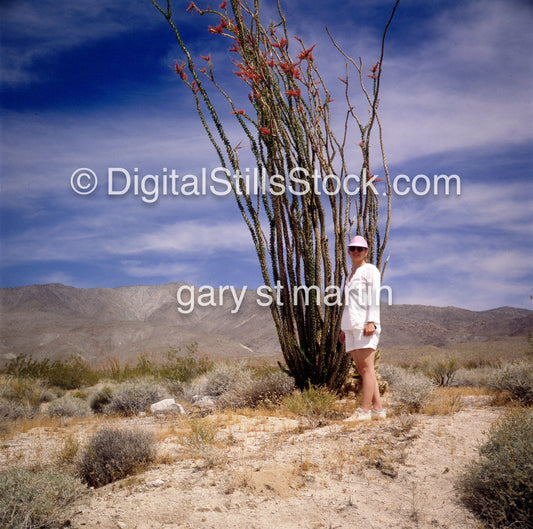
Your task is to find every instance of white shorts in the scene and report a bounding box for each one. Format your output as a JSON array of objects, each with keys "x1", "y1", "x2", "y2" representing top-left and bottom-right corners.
[{"x1": 344, "y1": 328, "x2": 380, "y2": 352}]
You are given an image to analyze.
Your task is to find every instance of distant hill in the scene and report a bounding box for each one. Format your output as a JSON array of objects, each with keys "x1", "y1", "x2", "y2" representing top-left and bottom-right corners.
[{"x1": 0, "y1": 283, "x2": 531, "y2": 366}]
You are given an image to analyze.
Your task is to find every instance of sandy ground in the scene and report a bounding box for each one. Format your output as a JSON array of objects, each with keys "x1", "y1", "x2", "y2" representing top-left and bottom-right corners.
[{"x1": 1, "y1": 396, "x2": 501, "y2": 529}]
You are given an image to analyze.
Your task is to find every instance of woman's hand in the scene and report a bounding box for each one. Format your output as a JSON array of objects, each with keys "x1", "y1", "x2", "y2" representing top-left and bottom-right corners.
[
  {"x1": 339, "y1": 331, "x2": 345, "y2": 344},
  {"x1": 363, "y1": 322, "x2": 376, "y2": 336}
]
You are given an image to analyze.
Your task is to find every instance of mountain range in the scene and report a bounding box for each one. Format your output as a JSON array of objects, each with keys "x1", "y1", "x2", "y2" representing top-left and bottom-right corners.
[{"x1": 1, "y1": 282, "x2": 531, "y2": 366}]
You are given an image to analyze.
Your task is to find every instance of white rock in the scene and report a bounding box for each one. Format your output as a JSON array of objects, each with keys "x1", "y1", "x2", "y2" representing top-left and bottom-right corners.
[
  {"x1": 150, "y1": 398, "x2": 185, "y2": 415},
  {"x1": 146, "y1": 479, "x2": 165, "y2": 487},
  {"x1": 192, "y1": 396, "x2": 216, "y2": 408}
]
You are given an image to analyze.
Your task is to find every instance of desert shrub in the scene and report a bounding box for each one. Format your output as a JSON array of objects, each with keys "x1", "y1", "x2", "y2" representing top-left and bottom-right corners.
[
  {"x1": 423, "y1": 357, "x2": 459, "y2": 387},
  {"x1": 77, "y1": 427, "x2": 157, "y2": 488},
  {"x1": 282, "y1": 386, "x2": 338, "y2": 423},
  {"x1": 486, "y1": 361, "x2": 533, "y2": 406},
  {"x1": 0, "y1": 467, "x2": 84, "y2": 529},
  {"x1": 453, "y1": 366, "x2": 498, "y2": 388},
  {"x1": 198, "y1": 362, "x2": 250, "y2": 397},
  {"x1": 458, "y1": 408, "x2": 533, "y2": 529},
  {"x1": 182, "y1": 362, "x2": 251, "y2": 401},
  {"x1": 384, "y1": 367, "x2": 433, "y2": 413},
  {"x1": 379, "y1": 364, "x2": 406, "y2": 387},
  {"x1": 217, "y1": 370, "x2": 295, "y2": 409},
  {"x1": 47, "y1": 396, "x2": 93, "y2": 418},
  {"x1": 106, "y1": 380, "x2": 168, "y2": 416},
  {"x1": 88, "y1": 385, "x2": 114, "y2": 413},
  {"x1": 0, "y1": 397, "x2": 36, "y2": 423}
]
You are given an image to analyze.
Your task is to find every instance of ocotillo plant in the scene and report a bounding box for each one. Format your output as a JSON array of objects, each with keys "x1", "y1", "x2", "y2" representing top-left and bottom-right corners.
[{"x1": 152, "y1": 0, "x2": 399, "y2": 390}]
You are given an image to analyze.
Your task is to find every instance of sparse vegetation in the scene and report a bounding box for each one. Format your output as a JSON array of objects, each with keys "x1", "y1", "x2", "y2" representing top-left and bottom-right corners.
[
  {"x1": 459, "y1": 408, "x2": 533, "y2": 529},
  {"x1": 77, "y1": 427, "x2": 157, "y2": 488},
  {"x1": 100, "y1": 344, "x2": 213, "y2": 383},
  {"x1": 182, "y1": 418, "x2": 218, "y2": 449},
  {"x1": 0, "y1": 467, "x2": 84, "y2": 529},
  {"x1": 4, "y1": 354, "x2": 99, "y2": 390}
]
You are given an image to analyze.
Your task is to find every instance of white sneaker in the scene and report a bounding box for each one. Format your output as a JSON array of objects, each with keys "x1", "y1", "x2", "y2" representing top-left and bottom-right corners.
[
  {"x1": 344, "y1": 408, "x2": 371, "y2": 422},
  {"x1": 371, "y1": 409, "x2": 387, "y2": 420}
]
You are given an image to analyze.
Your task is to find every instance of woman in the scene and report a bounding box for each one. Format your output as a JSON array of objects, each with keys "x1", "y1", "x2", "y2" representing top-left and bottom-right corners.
[{"x1": 339, "y1": 235, "x2": 386, "y2": 421}]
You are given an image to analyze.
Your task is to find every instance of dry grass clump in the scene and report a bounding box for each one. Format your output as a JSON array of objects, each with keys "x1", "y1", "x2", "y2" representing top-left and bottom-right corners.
[
  {"x1": 281, "y1": 386, "x2": 338, "y2": 426},
  {"x1": 0, "y1": 467, "x2": 85, "y2": 529},
  {"x1": 105, "y1": 380, "x2": 169, "y2": 416},
  {"x1": 47, "y1": 395, "x2": 93, "y2": 418},
  {"x1": 458, "y1": 408, "x2": 533, "y2": 529},
  {"x1": 0, "y1": 376, "x2": 54, "y2": 426},
  {"x1": 77, "y1": 427, "x2": 157, "y2": 488},
  {"x1": 486, "y1": 361, "x2": 533, "y2": 406},
  {"x1": 423, "y1": 387, "x2": 464, "y2": 416}
]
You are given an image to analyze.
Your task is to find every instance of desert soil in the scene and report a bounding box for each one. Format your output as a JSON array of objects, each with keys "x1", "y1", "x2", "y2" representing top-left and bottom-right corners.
[{"x1": 1, "y1": 397, "x2": 501, "y2": 529}]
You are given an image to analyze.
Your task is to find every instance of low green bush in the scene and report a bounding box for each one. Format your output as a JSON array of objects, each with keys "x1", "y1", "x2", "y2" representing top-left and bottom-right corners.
[
  {"x1": 458, "y1": 408, "x2": 533, "y2": 529},
  {"x1": 88, "y1": 385, "x2": 114, "y2": 413},
  {"x1": 0, "y1": 467, "x2": 84, "y2": 529},
  {"x1": 77, "y1": 427, "x2": 157, "y2": 488},
  {"x1": 423, "y1": 357, "x2": 459, "y2": 387}
]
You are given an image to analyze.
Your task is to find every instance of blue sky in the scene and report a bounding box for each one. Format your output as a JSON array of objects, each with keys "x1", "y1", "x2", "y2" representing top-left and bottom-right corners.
[{"x1": 1, "y1": 0, "x2": 532, "y2": 310}]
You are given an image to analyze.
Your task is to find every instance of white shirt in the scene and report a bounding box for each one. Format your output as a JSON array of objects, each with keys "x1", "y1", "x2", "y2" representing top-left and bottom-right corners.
[{"x1": 341, "y1": 262, "x2": 381, "y2": 331}]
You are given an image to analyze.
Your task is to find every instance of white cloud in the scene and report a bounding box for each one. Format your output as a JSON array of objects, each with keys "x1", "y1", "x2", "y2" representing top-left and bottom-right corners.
[{"x1": 106, "y1": 220, "x2": 252, "y2": 256}]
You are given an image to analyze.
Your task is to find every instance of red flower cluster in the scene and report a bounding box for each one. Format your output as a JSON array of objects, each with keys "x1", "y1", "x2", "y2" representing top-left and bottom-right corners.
[
  {"x1": 174, "y1": 61, "x2": 188, "y2": 81},
  {"x1": 234, "y1": 62, "x2": 263, "y2": 84},
  {"x1": 285, "y1": 89, "x2": 301, "y2": 97},
  {"x1": 271, "y1": 38, "x2": 288, "y2": 49},
  {"x1": 219, "y1": 1, "x2": 227, "y2": 8},
  {"x1": 208, "y1": 17, "x2": 228, "y2": 34},
  {"x1": 279, "y1": 61, "x2": 301, "y2": 79},
  {"x1": 297, "y1": 44, "x2": 316, "y2": 62}
]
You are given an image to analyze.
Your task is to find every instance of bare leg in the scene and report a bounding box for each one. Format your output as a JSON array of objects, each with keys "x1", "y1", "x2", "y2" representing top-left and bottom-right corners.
[{"x1": 350, "y1": 347, "x2": 383, "y2": 412}]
